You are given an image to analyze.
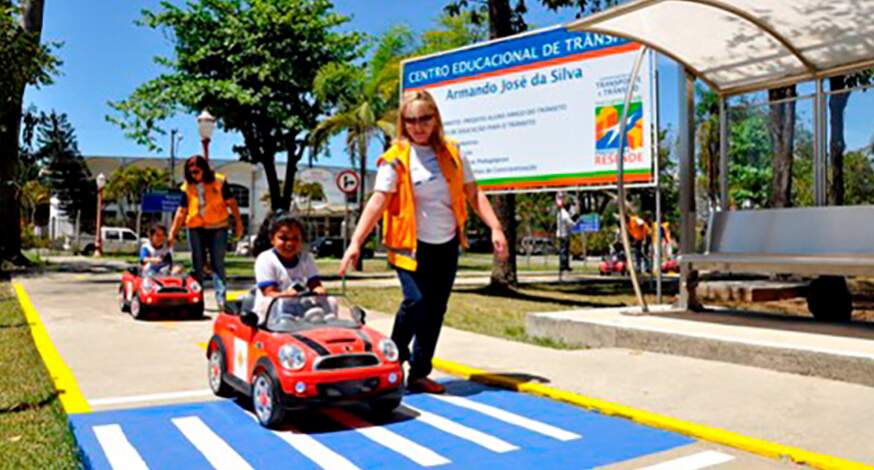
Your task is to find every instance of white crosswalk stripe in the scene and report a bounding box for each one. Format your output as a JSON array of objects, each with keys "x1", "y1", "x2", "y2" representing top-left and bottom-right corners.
[
  {"x1": 172, "y1": 416, "x2": 254, "y2": 470},
  {"x1": 92, "y1": 424, "x2": 149, "y2": 470},
  {"x1": 243, "y1": 411, "x2": 361, "y2": 470},
  {"x1": 430, "y1": 395, "x2": 581, "y2": 441},
  {"x1": 398, "y1": 404, "x2": 519, "y2": 453},
  {"x1": 637, "y1": 450, "x2": 735, "y2": 470},
  {"x1": 322, "y1": 408, "x2": 451, "y2": 467}
]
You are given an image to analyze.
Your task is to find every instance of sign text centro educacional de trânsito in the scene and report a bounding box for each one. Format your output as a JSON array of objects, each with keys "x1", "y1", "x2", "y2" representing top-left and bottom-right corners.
[{"x1": 401, "y1": 27, "x2": 655, "y2": 192}]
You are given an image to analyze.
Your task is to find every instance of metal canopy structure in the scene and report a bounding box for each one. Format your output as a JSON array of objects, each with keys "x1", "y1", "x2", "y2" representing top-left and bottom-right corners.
[
  {"x1": 567, "y1": 0, "x2": 874, "y2": 96},
  {"x1": 566, "y1": 0, "x2": 874, "y2": 309}
]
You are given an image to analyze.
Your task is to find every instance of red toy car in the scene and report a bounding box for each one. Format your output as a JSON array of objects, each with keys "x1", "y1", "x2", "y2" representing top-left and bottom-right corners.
[
  {"x1": 118, "y1": 266, "x2": 204, "y2": 319},
  {"x1": 207, "y1": 292, "x2": 404, "y2": 428},
  {"x1": 661, "y1": 257, "x2": 679, "y2": 273}
]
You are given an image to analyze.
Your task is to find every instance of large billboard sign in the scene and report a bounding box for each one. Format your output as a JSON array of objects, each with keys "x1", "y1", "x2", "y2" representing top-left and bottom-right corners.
[{"x1": 401, "y1": 26, "x2": 655, "y2": 192}]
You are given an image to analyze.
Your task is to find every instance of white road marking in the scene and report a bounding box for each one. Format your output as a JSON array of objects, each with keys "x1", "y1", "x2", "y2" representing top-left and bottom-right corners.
[
  {"x1": 430, "y1": 395, "x2": 581, "y2": 441},
  {"x1": 242, "y1": 411, "x2": 360, "y2": 470},
  {"x1": 92, "y1": 424, "x2": 149, "y2": 470},
  {"x1": 398, "y1": 404, "x2": 519, "y2": 453},
  {"x1": 322, "y1": 408, "x2": 450, "y2": 467},
  {"x1": 637, "y1": 450, "x2": 735, "y2": 470},
  {"x1": 90, "y1": 389, "x2": 214, "y2": 406},
  {"x1": 172, "y1": 416, "x2": 253, "y2": 470}
]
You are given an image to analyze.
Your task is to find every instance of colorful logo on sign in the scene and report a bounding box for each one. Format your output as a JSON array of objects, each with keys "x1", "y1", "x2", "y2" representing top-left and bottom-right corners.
[{"x1": 595, "y1": 102, "x2": 643, "y2": 152}]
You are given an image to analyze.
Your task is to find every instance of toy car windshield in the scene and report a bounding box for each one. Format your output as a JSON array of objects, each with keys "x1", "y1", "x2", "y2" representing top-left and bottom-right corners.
[{"x1": 266, "y1": 294, "x2": 362, "y2": 332}]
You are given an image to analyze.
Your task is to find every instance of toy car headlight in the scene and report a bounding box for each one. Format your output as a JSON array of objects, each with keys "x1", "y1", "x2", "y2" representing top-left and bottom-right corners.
[
  {"x1": 278, "y1": 344, "x2": 306, "y2": 370},
  {"x1": 189, "y1": 281, "x2": 202, "y2": 293},
  {"x1": 379, "y1": 339, "x2": 399, "y2": 362},
  {"x1": 142, "y1": 278, "x2": 158, "y2": 292}
]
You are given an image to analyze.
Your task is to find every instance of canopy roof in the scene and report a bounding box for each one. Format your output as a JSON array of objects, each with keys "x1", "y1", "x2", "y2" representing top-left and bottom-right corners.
[{"x1": 567, "y1": 0, "x2": 874, "y2": 95}]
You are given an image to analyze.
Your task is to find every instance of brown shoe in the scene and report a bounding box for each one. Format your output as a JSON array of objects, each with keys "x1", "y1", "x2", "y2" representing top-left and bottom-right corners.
[{"x1": 407, "y1": 377, "x2": 445, "y2": 394}]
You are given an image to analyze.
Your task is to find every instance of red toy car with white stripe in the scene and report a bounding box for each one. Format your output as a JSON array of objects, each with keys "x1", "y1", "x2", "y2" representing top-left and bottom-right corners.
[
  {"x1": 118, "y1": 266, "x2": 204, "y2": 319},
  {"x1": 207, "y1": 291, "x2": 404, "y2": 427}
]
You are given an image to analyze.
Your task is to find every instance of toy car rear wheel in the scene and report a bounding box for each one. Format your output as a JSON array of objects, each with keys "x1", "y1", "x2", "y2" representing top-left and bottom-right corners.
[
  {"x1": 369, "y1": 396, "x2": 402, "y2": 416},
  {"x1": 189, "y1": 301, "x2": 205, "y2": 319},
  {"x1": 130, "y1": 295, "x2": 148, "y2": 320},
  {"x1": 207, "y1": 343, "x2": 234, "y2": 397},
  {"x1": 252, "y1": 368, "x2": 286, "y2": 428},
  {"x1": 118, "y1": 286, "x2": 129, "y2": 313}
]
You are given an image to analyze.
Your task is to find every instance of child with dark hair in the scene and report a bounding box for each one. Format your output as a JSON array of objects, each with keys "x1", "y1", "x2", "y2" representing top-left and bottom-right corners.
[
  {"x1": 141, "y1": 224, "x2": 173, "y2": 276},
  {"x1": 253, "y1": 214, "x2": 325, "y2": 320}
]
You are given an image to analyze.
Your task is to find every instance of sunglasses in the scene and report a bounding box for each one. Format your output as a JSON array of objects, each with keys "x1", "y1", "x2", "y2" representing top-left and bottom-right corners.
[
  {"x1": 403, "y1": 114, "x2": 434, "y2": 126},
  {"x1": 189, "y1": 168, "x2": 203, "y2": 175}
]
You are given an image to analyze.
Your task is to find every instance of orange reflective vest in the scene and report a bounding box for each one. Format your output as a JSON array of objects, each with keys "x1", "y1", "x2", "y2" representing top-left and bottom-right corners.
[
  {"x1": 377, "y1": 140, "x2": 468, "y2": 271},
  {"x1": 181, "y1": 173, "x2": 230, "y2": 229},
  {"x1": 627, "y1": 215, "x2": 648, "y2": 241}
]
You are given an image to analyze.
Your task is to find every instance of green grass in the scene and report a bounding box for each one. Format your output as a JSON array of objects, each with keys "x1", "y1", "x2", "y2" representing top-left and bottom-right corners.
[
  {"x1": 344, "y1": 281, "x2": 663, "y2": 349},
  {"x1": 0, "y1": 284, "x2": 80, "y2": 468}
]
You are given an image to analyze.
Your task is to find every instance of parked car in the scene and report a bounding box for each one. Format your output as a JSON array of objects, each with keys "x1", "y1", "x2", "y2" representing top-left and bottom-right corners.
[
  {"x1": 207, "y1": 290, "x2": 403, "y2": 427},
  {"x1": 68, "y1": 227, "x2": 143, "y2": 256},
  {"x1": 519, "y1": 236, "x2": 555, "y2": 255},
  {"x1": 118, "y1": 266, "x2": 204, "y2": 319},
  {"x1": 310, "y1": 236, "x2": 373, "y2": 259}
]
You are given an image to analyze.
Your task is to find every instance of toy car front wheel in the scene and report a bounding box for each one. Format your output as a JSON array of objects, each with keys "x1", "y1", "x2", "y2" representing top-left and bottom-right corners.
[
  {"x1": 252, "y1": 368, "x2": 286, "y2": 428},
  {"x1": 207, "y1": 343, "x2": 234, "y2": 397},
  {"x1": 188, "y1": 301, "x2": 205, "y2": 319},
  {"x1": 130, "y1": 295, "x2": 148, "y2": 320},
  {"x1": 369, "y1": 396, "x2": 402, "y2": 417},
  {"x1": 118, "y1": 287, "x2": 129, "y2": 313}
]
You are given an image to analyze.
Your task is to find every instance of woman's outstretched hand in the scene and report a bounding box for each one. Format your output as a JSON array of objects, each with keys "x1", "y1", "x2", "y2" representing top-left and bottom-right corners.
[
  {"x1": 338, "y1": 245, "x2": 361, "y2": 276},
  {"x1": 492, "y1": 228, "x2": 509, "y2": 260}
]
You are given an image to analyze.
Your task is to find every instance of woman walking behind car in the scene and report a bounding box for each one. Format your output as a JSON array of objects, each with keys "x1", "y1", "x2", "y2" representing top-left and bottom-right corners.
[
  {"x1": 169, "y1": 155, "x2": 244, "y2": 311},
  {"x1": 339, "y1": 90, "x2": 508, "y2": 394}
]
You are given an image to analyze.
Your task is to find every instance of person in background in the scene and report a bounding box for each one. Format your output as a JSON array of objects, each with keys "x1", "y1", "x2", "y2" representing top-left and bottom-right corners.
[
  {"x1": 338, "y1": 90, "x2": 508, "y2": 394},
  {"x1": 556, "y1": 193, "x2": 575, "y2": 272},
  {"x1": 626, "y1": 212, "x2": 650, "y2": 273},
  {"x1": 169, "y1": 155, "x2": 243, "y2": 311}
]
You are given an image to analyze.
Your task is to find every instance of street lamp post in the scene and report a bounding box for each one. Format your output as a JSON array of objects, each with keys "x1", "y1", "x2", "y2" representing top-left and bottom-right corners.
[
  {"x1": 94, "y1": 173, "x2": 106, "y2": 257},
  {"x1": 197, "y1": 110, "x2": 216, "y2": 161},
  {"x1": 169, "y1": 129, "x2": 182, "y2": 187}
]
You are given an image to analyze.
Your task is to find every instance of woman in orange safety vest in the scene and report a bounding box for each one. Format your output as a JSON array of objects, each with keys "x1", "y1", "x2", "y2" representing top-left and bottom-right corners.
[
  {"x1": 339, "y1": 90, "x2": 508, "y2": 394},
  {"x1": 169, "y1": 155, "x2": 244, "y2": 310}
]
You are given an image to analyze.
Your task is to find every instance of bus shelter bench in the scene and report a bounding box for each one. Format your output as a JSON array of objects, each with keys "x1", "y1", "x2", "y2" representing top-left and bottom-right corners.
[{"x1": 679, "y1": 205, "x2": 874, "y2": 322}]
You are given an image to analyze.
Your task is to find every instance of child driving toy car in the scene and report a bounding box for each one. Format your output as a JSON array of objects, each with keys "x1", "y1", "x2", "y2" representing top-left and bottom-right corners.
[
  {"x1": 254, "y1": 214, "x2": 327, "y2": 323},
  {"x1": 141, "y1": 225, "x2": 175, "y2": 277}
]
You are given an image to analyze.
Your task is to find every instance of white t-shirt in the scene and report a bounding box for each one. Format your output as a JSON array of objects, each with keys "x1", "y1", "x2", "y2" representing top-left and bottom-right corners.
[
  {"x1": 374, "y1": 144, "x2": 475, "y2": 244},
  {"x1": 254, "y1": 249, "x2": 320, "y2": 321},
  {"x1": 556, "y1": 207, "x2": 575, "y2": 238}
]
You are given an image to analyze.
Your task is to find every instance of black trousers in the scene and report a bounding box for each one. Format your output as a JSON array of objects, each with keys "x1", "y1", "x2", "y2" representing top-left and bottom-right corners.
[{"x1": 391, "y1": 237, "x2": 459, "y2": 381}]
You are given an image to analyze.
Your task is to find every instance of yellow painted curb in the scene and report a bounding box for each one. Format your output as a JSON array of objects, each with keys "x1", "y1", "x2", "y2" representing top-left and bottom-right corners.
[
  {"x1": 432, "y1": 357, "x2": 873, "y2": 470},
  {"x1": 13, "y1": 283, "x2": 91, "y2": 414}
]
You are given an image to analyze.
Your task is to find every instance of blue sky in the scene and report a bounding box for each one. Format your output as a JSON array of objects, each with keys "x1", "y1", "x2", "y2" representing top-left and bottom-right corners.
[{"x1": 24, "y1": 1, "x2": 872, "y2": 169}]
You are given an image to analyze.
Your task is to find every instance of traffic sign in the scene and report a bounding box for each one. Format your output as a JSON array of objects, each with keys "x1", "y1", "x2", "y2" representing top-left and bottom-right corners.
[
  {"x1": 571, "y1": 214, "x2": 600, "y2": 234},
  {"x1": 141, "y1": 191, "x2": 185, "y2": 213},
  {"x1": 336, "y1": 169, "x2": 360, "y2": 194}
]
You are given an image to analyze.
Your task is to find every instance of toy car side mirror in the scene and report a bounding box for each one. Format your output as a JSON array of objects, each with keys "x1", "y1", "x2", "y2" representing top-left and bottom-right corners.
[
  {"x1": 351, "y1": 306, "x2": 366, "y2": 325},
  {"x1": 241, "y1": 311, "x2": 259, "y2": 328}
]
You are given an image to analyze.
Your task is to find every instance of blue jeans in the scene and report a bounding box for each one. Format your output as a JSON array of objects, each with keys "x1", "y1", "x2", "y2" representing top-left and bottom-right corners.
[
  {"x1": 188, "y1": 228, "x2": 227, "y2": 305},
  {"x1": 392, "y1": 237, "x2": 459, "y2": 381}
]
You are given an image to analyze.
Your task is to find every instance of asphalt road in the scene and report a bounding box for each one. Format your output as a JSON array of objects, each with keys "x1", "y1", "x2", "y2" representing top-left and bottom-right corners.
[{"x1": 19, "y1": 270, "x2": 795, "y2": 469}]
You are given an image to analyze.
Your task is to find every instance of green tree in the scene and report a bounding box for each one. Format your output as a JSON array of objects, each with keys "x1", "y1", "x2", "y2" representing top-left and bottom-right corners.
[
  {"x1": 20, "y1": 178, "x2": 49, "y2": 226},
  {"x1": 108, "y1": 0, "x2": 364, "y2": 212},
  {"x1": 768, "y1": 85, "x2": 797, "y2": 207},
  {"x1": 828, "y1": 72, "x2": 873, "y2": 205},
  {"x1": 1, "y1": 0, "x2": 60, "y2": 265},
  {"x1": 104, "y1": 165, "x2": 170, "y2": 226},
  {"x1": 36, "y1": 112, "x2": 96, "y2": 226}
]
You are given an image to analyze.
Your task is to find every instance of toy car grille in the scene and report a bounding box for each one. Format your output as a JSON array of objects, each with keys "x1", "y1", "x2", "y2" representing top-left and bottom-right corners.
[
  {"x1": 317, "y1": 377, "x2": 380, "y2": 398},
  {"x1": 314, "y1": 354, "x2": 379, "y2": 370},
  {"x1": 158, "y1": 287, "x2": 188, "y2": 294}
]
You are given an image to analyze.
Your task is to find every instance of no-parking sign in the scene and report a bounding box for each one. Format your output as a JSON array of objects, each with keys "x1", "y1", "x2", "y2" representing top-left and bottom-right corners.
[{"x1": 335, "y1": 169, "x2": 361, "y2": 194}]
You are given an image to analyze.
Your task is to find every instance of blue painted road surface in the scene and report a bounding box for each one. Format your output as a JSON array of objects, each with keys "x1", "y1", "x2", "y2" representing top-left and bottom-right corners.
[{"x1": 70, "y1": 380, "x2": 693, "y2": 469}]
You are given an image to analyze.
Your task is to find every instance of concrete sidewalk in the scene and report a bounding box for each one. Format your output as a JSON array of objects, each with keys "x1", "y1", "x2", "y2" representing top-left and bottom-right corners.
[{"x1": 364, "y1": 314, "x2": 874, "y2": 465}]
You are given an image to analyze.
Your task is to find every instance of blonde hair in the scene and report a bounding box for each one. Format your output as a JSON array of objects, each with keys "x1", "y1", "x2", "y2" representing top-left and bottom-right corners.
[{"x1": 396, "y1": 90, "x2": 446, "y2": 151}]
